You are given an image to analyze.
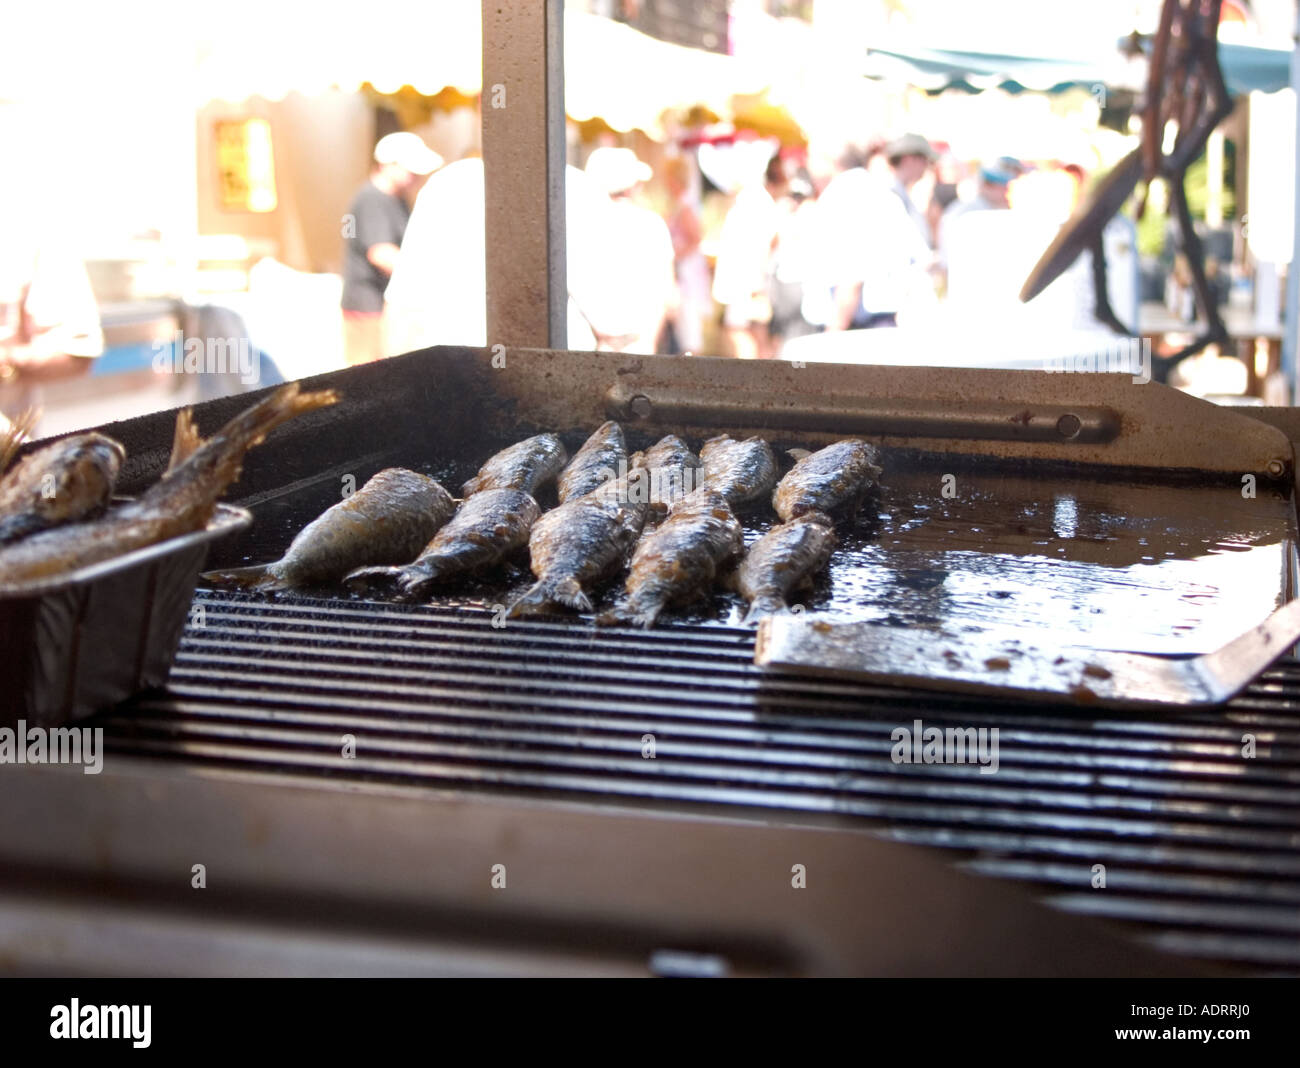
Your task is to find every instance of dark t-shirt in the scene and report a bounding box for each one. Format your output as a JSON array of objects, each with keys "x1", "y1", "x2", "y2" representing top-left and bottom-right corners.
[{"x1": 341, "y1": 182, "x2": 411, "y2": 313}]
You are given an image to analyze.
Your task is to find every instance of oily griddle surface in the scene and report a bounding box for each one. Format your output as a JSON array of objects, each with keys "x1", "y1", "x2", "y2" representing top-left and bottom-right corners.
[{"x1": 202, "y1": 428, "x2": 1295, "y2": 655}]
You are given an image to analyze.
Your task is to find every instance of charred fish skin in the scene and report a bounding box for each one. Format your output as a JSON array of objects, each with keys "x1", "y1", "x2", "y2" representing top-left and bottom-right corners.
[
  {"x1": 462, "y1": 433, "x2": 567, "y2": 498},
  {"x1": 345, "y1": 487, "x2": 540, "y2": 601},
  {"x1": 699, "y1": 435, "x2": 778, "y2": 509},
  {"x1": 508, "y1": 484, "x2": 648, "y2": 616},
  {"x1": 0, "y1": 384, "x2": 338, "y2": 586},
  {"x1": 0, "y1": 432, "x2": 125, "y2": 545},
  {"x1": 629, "y1": 435, "x2": 703, "y2": 509},
  {"x1": 203, "y1": 468, "x2": 457, "y2": 589},
  {"x1": 557, "y1": 421, "x2": 625, "y2": 503},
  {"x1": 772, "y1": 439, "x2": 882, "y2": 522},
  {"x1": 738, "y1": 512, "x2": 837, "y2": 623},
  {"x1": 598, "y1": 489, "x2": 743, "y2": 628}
]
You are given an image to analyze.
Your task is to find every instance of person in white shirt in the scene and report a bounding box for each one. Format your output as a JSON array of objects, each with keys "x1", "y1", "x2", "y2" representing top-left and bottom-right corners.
[
  {"x1": 838, "y1": 133, "x2": 936, "y2": 330},
  {"x1": 712, "y1": 151, "x2": 786, "y2": 359},
  {"x1": 938, "y1": 158, "x2": 1021, "y2": 272},
  {"x1": 574, "y1": 147, "x2": 675, "y2": 354},
  {"x1": 383, "y1": 157, "x2": 628, "y2": 354},
  {"x1": 805, "y1": 134, "x2": 936, "y2": 334}
]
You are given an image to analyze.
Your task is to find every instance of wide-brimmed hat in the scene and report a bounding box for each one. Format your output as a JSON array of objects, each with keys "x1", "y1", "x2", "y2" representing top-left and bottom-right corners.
[{"x1": 885, "y1": 132, "x2": 937, "y2": 162}]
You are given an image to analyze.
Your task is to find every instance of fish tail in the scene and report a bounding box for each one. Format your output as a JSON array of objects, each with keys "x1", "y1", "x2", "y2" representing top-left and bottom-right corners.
[
  {"x1": 167, "y1": 407, "x2": 203, "y2": 474},
  {"x1": 597, "y1": 597, "x2": 662, "y2": 628},
  {"x1": 343, "y1": 564, "x2": 405, "y2": 590},
  {"x1": 0, "y1": 408, "x2": 38, "y2": 474},
  {"x1": 508, "y1": 575, "x2": 592, "y2": 617},
  {"x1": 154, "y1": 383, "x2": 340, "y2": 509},
  {"x1": 344, "y1": 563, "x2": 437, "y2": 603},
  {"x1": 395, "y1": 566, "x2": 440, "y2": 602},
  {"x1": 200, "y1": 563, "x2": 286, "y2": 590},
  {"x1": 742, "y1": 595, "x2": 786, "y2": 625}
]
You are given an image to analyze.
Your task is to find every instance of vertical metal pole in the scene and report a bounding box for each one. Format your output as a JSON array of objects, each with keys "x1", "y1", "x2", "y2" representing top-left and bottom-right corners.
[
  {"x1": 1284, "y1": 1, "x2": 1300, "y2": 401},
  {"x1": 481, "y1": 0, "x2": 568, "y2": 350}
]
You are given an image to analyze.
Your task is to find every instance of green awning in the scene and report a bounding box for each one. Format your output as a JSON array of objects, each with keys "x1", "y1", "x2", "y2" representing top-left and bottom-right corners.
[{"x1": 865, "y1": 42, "x2": 1292, "y2": 97}]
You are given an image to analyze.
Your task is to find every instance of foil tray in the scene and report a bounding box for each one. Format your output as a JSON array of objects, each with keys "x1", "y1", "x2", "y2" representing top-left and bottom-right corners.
[{"x1": 0, "y1": 504, "x2": 251, "y2": 727}]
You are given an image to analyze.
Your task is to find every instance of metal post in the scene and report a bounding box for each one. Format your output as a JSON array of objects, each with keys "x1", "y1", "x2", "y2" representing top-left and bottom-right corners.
[
  {"x1": 481, "y1": 0, "x2": 568, "y2": 350},
  {"x1": 1284, "y1": 2, "x2": 1300, "y2": 400}
]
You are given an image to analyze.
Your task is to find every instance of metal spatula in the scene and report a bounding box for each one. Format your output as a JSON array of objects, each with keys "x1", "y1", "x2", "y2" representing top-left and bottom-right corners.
[{"x1": 755, "y1": 599, "x2": 1300, "y2": 709}]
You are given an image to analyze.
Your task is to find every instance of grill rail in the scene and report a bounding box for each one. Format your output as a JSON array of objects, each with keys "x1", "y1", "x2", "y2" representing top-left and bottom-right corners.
[{"x1": 92, "y1": 588, "x2": 1300, "y2": 972}]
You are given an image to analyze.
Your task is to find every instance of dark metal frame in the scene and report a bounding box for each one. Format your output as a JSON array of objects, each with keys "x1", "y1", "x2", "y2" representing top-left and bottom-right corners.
[{"x1": 1023, "y1": 0, "x2": 1234, "y2": 359}]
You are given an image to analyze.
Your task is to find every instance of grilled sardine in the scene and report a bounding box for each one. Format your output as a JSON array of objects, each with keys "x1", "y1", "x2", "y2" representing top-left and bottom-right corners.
[
  {"x1": 557, "y1": 421, "x2": 624, "y2": 503},
  {"x1": 772, "y1": 439, "x2": 881, "y2": 521},
  {"x1": 462, "y1": 433, "x2": 567, "y2": 497},
  {"x1": 699, "y1": 435, "x2": 777, "y2": 508},
  {"x1": 507, "y1": 478, "x2": 649, "y2": 616},
  {"x1": 737, "y1": 512, "x2": 836, "y2": 623},
  {"x1": 0, "y1": 431, "x2": 124, "y2": 545},
  {"x1": 629, "y1": 434, "x2": 703, "y2": 508},
  {"x1": 345, "y1": 487, "x2": 539, "y2": 601},
  {"x1": 203, "y1": 468, "x2": 456, "y2": 590},
  {"x1": 598, "y1": 489, "x2": 743, "y2": 627},
  {"x1": 0, "y1": 384, "x2": 338, "y2": 586}
]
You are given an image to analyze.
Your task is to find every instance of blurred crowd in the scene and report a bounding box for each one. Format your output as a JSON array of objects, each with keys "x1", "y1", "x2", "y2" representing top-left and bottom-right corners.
[
  {"x1": 352, "y1": 130, "x2": 1092, "y2": 363},
  {"x1": 0, "y1": 124, "x2": 1094, "y2": 436}
]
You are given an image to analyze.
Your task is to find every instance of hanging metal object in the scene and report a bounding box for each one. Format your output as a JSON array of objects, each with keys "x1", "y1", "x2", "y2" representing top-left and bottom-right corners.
[{"x1": 1021, "y1": 0, "x2": 1233, "y2": 359}]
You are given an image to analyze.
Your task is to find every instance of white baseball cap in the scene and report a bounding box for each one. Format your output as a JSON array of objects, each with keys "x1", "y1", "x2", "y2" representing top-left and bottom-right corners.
[
  {"x1": 584, "y1": 146, "x2": 653, "y2": 195},
  {"x1": 373, "y1": 132, "x2": 444, "y2": 176}
]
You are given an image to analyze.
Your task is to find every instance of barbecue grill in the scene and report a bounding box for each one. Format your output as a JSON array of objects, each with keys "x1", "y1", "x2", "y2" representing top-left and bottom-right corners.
[
  {"x1": 2, "y1": 344, "x2": 1298, "y2": 975},
  {"x1": 4, "y1": 3, "x2": 1299, "y2": 977}
]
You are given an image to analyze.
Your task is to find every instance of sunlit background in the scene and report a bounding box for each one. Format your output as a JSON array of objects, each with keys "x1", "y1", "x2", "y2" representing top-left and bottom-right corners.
[{"x1": 1, "y1": 0, "x2": 1297, "y2": 436}]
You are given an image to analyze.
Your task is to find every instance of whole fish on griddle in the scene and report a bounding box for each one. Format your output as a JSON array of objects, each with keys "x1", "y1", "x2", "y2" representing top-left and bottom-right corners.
[
  {"x1": 557, "y1": 420, "x2": 624, "y2": 503},
  {"x1": 598, "y1": 489, "x2": 743, "y2": 627},
  {"x1": 0, "y1": 431, "x2": 125, "y2": 544},
  {"x1": 736, "y1": 512, "x2": 837, "y2": 623},
  {"x1": 629, "y1": 434, "x2": 703, "y2": 508},
  {"x1": 772, "y1": 439, "x2": 881, "y2": 522},
  {"x1": 345, "y1": 487, "x2": 539, "y2": 601},
  {"x1": 202, "y1": 468, "x2": 457, "y2": 590},
  {"x1": 699, "y1": 435, "x2": 777, "y2": 508},
  {"x1": 507, "y1": 475, "x2": 649, "y2": 616},
  {"x1": 0, "y1": 383, "x2": 338, "y2": 586},
  {"x1": 462, "y1": 433, "x2": 567, "y2": 497}
]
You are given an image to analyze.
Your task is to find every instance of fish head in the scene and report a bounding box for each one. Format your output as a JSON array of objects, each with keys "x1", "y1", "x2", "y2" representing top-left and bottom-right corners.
[
  {"x1": 78, "y1": 434, "x2": 127, "y2": 478},
  {"x1": 44, "y1": 433, "x2": 125, "y2": 516}
]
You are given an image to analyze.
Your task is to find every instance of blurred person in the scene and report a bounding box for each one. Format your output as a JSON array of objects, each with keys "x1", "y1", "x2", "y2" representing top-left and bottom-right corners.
[
  {"x1": 341, "y1": 132, "x2": 443, "y2": 365},
  {"x1": 384, "y1": 157, "x2": 487, "y2": 353},
  {"x1": 767, "y1": 170, "x2": 821, "y2": 355},
  {"x1": 384, "y1": 158, "x2": 614, "y2": 354},
  {"x1": 938, "y1": 159, "x2": 1020, "y2": 270},
  {"x1": 663, "y1": 156, "x2": 710, "y2": 354},
  {"x1": 818, "y1": 132, "x2": 937, "y2": 332},
  {"x1": 712, "y1": 146, "x2": 785, "y2": 359},
  {"x1": 799, "y1": 144, "x2": 873, "y2": 330},
  {"x1": 926, "y1": 182, "x2": 959, "y2": 259},
  {"x1": 577, "y1": 147, "x2": 675, "y2": 354},
  {"x1": 1009, "y1": 160, "x2": 1083, "y2": 224},
  {"x1": 883, "y1": 133, "x2": 935, "y2": 243},
  {"x1": 0, "y1": 209, "x2": 103, "y2": 421}
]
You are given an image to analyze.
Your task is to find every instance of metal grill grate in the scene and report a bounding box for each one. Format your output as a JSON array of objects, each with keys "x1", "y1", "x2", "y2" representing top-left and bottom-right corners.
[{"x1": 96, "y1": 588, "x2": 1300, "y2": 971}]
